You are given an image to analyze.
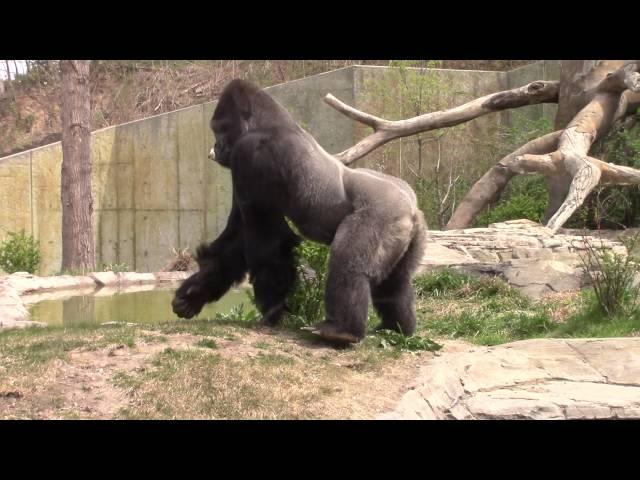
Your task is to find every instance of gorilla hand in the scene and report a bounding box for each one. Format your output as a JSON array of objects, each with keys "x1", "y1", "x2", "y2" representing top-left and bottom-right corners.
[{"x1": 172, "y1": 272, "x2": 210, "y2": 319}]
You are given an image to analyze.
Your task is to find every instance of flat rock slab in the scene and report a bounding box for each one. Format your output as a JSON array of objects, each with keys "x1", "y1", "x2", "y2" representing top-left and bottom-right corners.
[
  {"x1": 379, "y1": 338, "x2": 640, "y2": 420},
  {"x1": 154, "y1": 271, "x2": 191, "y2": 283},
  {"x1": 0, "y1": 278, "x2": 42, "y2": 329},
  {"x1": 8, "y1": 272, "x2": 95, "y2": 295},
  {"x1": 418, "y1": 220, "x2": 625, "y2": 299},
  {"x1": 455, "y1": 259, "x2": 585, "y2": 299}
]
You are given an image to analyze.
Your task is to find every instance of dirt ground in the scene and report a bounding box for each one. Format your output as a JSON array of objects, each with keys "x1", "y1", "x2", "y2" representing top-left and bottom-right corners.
[{"x1": 0, "y1": 325, "x2": 433, "y2": 420}]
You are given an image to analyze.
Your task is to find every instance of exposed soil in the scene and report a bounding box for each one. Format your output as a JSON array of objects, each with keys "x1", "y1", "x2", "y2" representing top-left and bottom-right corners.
[{"x1": 0, "y1": 327, "x2": 430, "y2": 419}]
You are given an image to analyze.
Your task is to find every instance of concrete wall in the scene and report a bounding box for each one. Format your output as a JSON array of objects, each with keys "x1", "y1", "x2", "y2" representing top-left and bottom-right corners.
[
  {"x1": 351, "y1": 66, "x2": 510, "y2": 184},
  {"x1": 0, "y1": 62, "x2": 560, "y2": 275}
]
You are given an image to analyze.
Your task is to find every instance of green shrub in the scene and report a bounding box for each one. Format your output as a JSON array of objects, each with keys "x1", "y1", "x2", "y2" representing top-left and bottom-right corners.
[
  {"x1": 474, "y1": 175, "x2": 548, "y2": 226},
  {"x1": 214, "y1": 303, "x2": 260, "y2": 324},
  {"x1": 286, "y1": 239, "x2": 330, "y2": 326},
  {"x1": 374, "y1": 329, "x2": 442, "y2": 352},
  {"x1": 579, "y1": 233, "x2": 640, "y2": 316},
  {"x1": 0, "y1": 230, "x2": 41, "y2": 274},
  {"x1": 551, "y1": 290, "x2": 640, "y2": 338}
]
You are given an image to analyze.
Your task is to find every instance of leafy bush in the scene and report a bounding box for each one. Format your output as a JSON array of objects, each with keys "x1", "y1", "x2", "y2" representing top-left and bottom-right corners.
[
  {"x1": 474, "y1": 176, "x2": 548, "y2": 226},
  {"x1": 579, "y1": 233, "x2": 640, "y2": 316},
  {"x1": 0, "y1": 230, "x2": 41, "y2": 274},
  {"x1": 374, "y1": 329, "x2": 442, "y2": 352},
  {"x1": 551, "y1": 290, "x2": 640, "y2": 338},
  {"x1": 286, "y1": 239, "x2": 330, "y2": 326},
  {"x1": 214, "y1": 303, "x2": 260, "y2": 324}
]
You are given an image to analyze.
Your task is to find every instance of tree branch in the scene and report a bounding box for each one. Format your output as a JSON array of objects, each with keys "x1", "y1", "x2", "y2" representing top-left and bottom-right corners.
[
  {"x1": 325, "y1": 80, "x2": 560, "y2": 165},
  {"x1": 445, "y1": 130, "x2": 563, "y2": 230}
]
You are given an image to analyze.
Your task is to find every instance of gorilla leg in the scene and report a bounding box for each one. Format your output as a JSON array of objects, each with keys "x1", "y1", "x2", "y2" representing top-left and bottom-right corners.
[
  {"x1": 312, "y1": 211, "x2": 408, "y2": 344},
  {"x1": 371, "y1": 214, "x2": 426, "y2": 335},
  {"x1": 372, "y1": 213, "x2": 426, "y2": 335},
  {"x1": 312, "y1": 210, "x2": 423, "y2": 344},
  {"x1": 242, "y1": 207, "x2": 300, "y2": 326}
]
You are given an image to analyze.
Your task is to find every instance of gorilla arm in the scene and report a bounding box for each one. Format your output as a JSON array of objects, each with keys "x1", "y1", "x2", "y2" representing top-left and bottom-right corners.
[{"x1": 171, "y1": 197, "x2": 248, "y2": 319}]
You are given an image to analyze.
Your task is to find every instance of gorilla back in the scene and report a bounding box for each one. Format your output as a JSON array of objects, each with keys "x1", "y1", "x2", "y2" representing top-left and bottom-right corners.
[{"x1": 172, "y1": 79, "x2": 427, "y2": 345}]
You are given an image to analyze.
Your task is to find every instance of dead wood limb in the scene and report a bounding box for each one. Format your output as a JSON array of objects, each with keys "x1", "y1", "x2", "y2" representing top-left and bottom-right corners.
[
  {"x1": 449, "y1": 61, "x2": 640, "y2": 234},
  {"x1": 325, "y1": 80, "x2": 560, "y2": 165},
  {"x1": 445, "y1": 131, "x2": 562, "y2": 229}
]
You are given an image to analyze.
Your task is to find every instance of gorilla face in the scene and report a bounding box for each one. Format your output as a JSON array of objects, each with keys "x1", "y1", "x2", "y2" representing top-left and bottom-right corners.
[{"x1": 209, "y1": 118, "x2": 240, "y2": 168}]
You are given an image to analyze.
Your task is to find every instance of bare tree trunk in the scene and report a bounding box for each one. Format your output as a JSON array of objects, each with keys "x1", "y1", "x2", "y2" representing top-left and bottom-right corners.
[
  {"x1": 543, "y1": 60, "x2": 628, "y2": 222},
  {"x1": 60, "y1": 60, "x2": 95, "y2": 272},
  {"x1": 446, "y1": 131, "x2": 563, "y2": 229}
]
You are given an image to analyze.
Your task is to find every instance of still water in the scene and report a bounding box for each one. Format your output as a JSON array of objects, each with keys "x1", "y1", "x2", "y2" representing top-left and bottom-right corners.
[{"x1": 27, "y1": 287, "x2": 252, "y2": 327}]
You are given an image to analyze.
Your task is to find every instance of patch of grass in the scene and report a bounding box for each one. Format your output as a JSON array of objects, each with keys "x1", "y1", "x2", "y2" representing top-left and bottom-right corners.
[
  {"x1": 414, "y1": 266, "x2": 640, "y2": 344},
  {"x1": 414, "y1": 268, "x2": 472, "y2": 297},
  {"x1": 149, "y1": 319, "x2": 242, "y2": 337},
  {"x1": 254, "y1": 352, "x2": 295, "y2": 367},
  {"x1": 0, "y1": 329, "x2": 89, "y2": 366},
  {"x1": 424, "y1": 309, "x2": 554, "y2": 346},
  {"x1": 195, "y1": 338, "x2": 218, "y2": 350},
  {"x1": 115, "y1": 348, "x2": 326, "y2": 419},
  {"x1": 414, "y1": 269, "x2": 553, "y2": 345},
  {"x1": 550, "y1": 291, "x2": 640, "y2": 338},
  {"x1": 111, "y1": 371, "x2": 140, "y2": 390},
  {"x1": 414, "y1": 268, "x2": 526, "y2": 303},
  {"x1": 373, "y1": 330, "x2": 442, "y2": 353},
  {"x1": 140, "y1": 334, "x2": 168, "y2": 344}
]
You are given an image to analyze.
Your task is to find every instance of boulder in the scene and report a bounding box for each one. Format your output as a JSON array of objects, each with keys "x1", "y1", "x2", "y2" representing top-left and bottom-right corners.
[{"x1": 420, "y1": 220, "x2": 625, "y2": 298}]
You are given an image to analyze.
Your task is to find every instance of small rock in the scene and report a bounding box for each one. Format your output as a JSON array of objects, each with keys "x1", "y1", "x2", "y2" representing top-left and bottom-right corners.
[{"x1": 1, "y1": 390, "x2": 23, "y2": 399}]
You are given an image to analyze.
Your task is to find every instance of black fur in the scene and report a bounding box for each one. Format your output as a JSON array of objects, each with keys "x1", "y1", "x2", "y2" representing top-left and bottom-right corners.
[{"x1": 172, "y1": 79, "x2": 427, "y2": 344}]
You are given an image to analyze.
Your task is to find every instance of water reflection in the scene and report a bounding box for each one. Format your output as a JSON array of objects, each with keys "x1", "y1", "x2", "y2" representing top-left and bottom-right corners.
[{"x1": 28, "y1": 287, "x2": 252, "y2": 327}]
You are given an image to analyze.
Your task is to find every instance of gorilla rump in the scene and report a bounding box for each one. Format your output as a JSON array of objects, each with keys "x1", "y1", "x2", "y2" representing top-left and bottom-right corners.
[{"x1": 172, "y1": 79, "x2": 426, "y2": 344}]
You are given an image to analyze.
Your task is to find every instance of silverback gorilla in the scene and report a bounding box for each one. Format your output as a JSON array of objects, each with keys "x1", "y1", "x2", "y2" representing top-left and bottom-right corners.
[{"x1": 172, "y1": 79, "x2": 426, "y2": 344}]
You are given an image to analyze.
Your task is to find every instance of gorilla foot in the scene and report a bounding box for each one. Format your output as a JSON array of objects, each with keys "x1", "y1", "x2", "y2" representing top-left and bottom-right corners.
[
  {"x1": 301, "y1": 321, "x2": 361, "y2": 345},
  {"x1": 257, "y1": 302, "x2": 286, "y2": 327}
]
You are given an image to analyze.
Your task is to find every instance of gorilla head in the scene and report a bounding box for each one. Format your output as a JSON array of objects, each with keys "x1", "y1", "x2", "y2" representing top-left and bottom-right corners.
[
  {"x1": 174, "y1": 78, "x2": 426, "y2": 346},
  {"x1": 209, "y1": 79, "x2": 293, "y2": 167}
]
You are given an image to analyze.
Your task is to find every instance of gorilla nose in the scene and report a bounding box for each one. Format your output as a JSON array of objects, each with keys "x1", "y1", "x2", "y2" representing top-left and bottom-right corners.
[{"x1": 208, "y1": 148, "x2": 216, "y2": 160}]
